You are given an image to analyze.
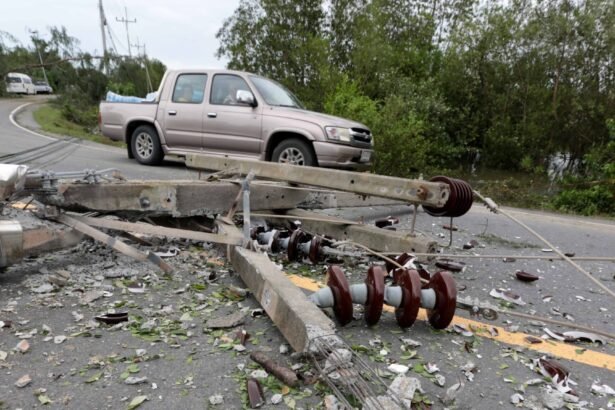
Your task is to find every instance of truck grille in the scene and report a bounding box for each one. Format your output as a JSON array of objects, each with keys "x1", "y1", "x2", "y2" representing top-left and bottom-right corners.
[{"x1": 350, "y1": 128, "x2": 372, "y2": 144}]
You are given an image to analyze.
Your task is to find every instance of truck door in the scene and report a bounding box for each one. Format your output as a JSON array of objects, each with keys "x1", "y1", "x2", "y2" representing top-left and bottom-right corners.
[
  {"x1": 157, "y1": 73, "x2": 207, "y2": 151},
  {"x1": 202, "y1": 74, "x2": 262, "y2": 157}
]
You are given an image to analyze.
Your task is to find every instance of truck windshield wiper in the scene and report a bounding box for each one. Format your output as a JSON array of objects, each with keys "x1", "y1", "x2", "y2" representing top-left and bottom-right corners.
[{"x1": 274, "y1": 104, "x2": 299, "y2": 108}]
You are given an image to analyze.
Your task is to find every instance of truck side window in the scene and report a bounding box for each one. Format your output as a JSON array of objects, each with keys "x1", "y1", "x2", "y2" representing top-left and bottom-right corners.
[
  {"x1": 172, "y1": 74, "x2": 207, "y2": 103},
  {"x1": 210, "y1": 74, "x2": 251, "y2": 106}
]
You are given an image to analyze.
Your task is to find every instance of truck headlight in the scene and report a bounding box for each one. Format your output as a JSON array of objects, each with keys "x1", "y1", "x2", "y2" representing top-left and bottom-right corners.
[{"x1": 325, "y1": 126, "x2": 352, "y2": 143}]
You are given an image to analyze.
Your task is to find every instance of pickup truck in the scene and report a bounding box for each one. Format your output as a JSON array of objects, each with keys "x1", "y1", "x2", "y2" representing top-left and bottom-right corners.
[{"x1": 99, "y1": 69, "x2": 374, "y2": 169}]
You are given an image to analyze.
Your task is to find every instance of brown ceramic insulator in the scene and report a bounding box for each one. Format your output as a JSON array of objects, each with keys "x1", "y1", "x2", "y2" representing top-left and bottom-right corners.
[
  {"x1": 426, "y1": 271, "x2": 457, "y2": 329},
  {"x1": 308, "y1": 236, "x2": 323, "y2": 264},
  {"x1": 326, "y1": 265, "x2": 353, "y2": 326},
  {"x1": 250, "y1": 226, "x2": 265, "y2": 240},
  {"x1": 422, "y1": 176, "x2": 474, "y2": 218},
  {"x1": 394, "y1": 269, "x2": 422, "y2": 328},
  {"x1": 386, "y1": 252, "x2": 413, "y2": 274},
  {"x1": 268, "y1": 230, "x2": 281, "y2": 253},
  {"x1": 246, "y1": 378, "x2": 265, "y2": 408},
  {"x1": 416, "y1": 266, "x2": 431, "y2": 285},
  {"x1": 364, "y1": 265, "x2": 385, "y2": 326},
  {"x1": 435, "y1": 258, "x2": 465, "y2": 272},
  {"x1": 515, "y1": 271, "x2": 539, "y2": 282},
  {"x1": 287, "y1": 229, "x2": 306, "y2": 261}
]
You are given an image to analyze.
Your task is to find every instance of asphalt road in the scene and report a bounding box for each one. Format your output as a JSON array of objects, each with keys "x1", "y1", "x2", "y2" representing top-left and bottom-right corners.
[
  {"x1": 1, "y1": 96, "x2": 614, "y2": 409},
  {"x1": 0, "y1": 96, "x2": 200, "y2": 180}
]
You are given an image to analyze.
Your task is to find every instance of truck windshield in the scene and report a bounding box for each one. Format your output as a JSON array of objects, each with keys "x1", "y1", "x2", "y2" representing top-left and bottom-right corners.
[
  {"x1": 249, "y1": 76, "x2": 303, "y2": 108},
  {"x1": 7, "y1": 77, "x2": 21, "y2": 83}
]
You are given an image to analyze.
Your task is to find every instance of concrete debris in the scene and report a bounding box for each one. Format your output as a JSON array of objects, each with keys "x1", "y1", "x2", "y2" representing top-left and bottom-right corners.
[
  {"x1": 510, "y1": 393, "x2": 524, "y2": 404},
  {"x1": 15, "y1": 374, "x2": 32, "y2": 388},
  {"x1": 15, "y1": 339, "x2": 30, "y2": 353},
  {"x1": 271, "y1": 393, "x2": 283, "y2": 405},
  {"x1": 80, "y1": 290, "x2": 104, "y2": 305},
  {"x1": 208, "y1": 394, "x2": 224, "y2": 405},
  {"x1": 442, "y1": 381, "x2": 464, "y2": 406},
  {"x1": 387, "y1": 363, "x2": 409, "y2": 374},
  {"x1": 388, "y1": 375, "x2": 422, "y2": 409},
  {"x1": 32, "y1": 283, "x2": 54, "y2": 294},
  {"x1": 205, "y1": 311, "x2": 246, "y2": 329},
  {"x1": 591, "y1": 383, "x2": 615, "y2": 396},
  {"x1": 249, "y1": 369, "x2": 268, "y2": 379},
  {"x1": 124, "y1": 376, "x2": 148, "y2": 385},
  {"x1": 323, "y1": 394, "x2": 340, "y2": 410},
  {"x1": 53, "y1": 335, "x2": 67, "y2": 344}
]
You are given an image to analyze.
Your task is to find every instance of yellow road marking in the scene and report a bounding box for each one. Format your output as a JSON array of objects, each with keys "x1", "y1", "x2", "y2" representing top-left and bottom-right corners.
[{"x1": 287, "y1": 274, "x2": 615, "y2": 371}]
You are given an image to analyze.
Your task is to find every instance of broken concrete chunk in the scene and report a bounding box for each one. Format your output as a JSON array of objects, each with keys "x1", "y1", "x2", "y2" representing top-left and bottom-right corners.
[
  {"x1": 387, "y1": 364, "x2": 409, "y2": 374},
  {"x1": 53, "y1": 335, "x2": 67, "y2": 344},
  {"x1": 388, "y1": 375, "x2": 422, "y2": 409},
  {"x1": 124, "y1": 376, "x2": 148, "y2": 385},
  {"x1": 591, "y1": 383, "x2": 615, "y2": 396},
  {"x1": 208, "y1": 394, "x2": 224, "y2": 405},
  {"x1": 33, "y1": 283, "x2": 54, "y2": 294},
  {"x1": 16, "y1": 339, "x2": 30, "y2": 353},
  {"x1": 271, "y1": 393, "x2": 283, "y2": 405},
  {"x1": 205, "y1": 311, "x2": 246, "y2": 329},
  {"x1": 80, "y1": 290, "x2": 104, "y2": 305},
  {"x1": 15, "y1": 374, "x2": 32, "y2": 388},
  {"x1": 323, "y1": 395, "x2": 340, "y2": 410},
  {"x1": 510, "y1": 393, "x2": 524, "y2": 404}
]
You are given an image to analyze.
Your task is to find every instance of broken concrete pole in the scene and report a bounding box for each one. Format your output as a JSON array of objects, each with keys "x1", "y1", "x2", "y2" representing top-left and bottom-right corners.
[
  {"x1": 280, "y1": 209, "x2": 437, "y2": 254},
  {"x1": 186, "y1": 154, "x2": 450, "y2": 206}
]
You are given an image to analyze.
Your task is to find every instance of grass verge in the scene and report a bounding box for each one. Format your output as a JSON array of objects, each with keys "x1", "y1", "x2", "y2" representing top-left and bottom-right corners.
[{"x1": 32, "y1": 104, "x2": 125, "y2": 148}]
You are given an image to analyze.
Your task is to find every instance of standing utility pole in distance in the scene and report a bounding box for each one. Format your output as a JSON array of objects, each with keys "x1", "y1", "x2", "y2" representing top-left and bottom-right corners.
[
  {"x1": 116, "y1": 7, "x2": 136, "y2": 57},
  {"x1": 29, "y1": 30, "x2": 48, "y2": 84},
  {"x1": 98, "y1": 0, "x2": 108, "y2": 73}
]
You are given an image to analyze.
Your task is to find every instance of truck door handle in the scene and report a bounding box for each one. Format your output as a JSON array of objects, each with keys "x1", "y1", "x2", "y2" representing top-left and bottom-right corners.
[
  {"x1": 207, "y1": 112, "x2": 217, "y2": 118},
  {"x1": 168, "y1": 110, "x2": 177, "y2": 116}
]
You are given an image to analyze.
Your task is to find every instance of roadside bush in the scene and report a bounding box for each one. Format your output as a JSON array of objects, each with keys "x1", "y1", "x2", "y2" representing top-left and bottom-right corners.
[
  {"x1": 550, "y1": 119, "x2": 615, "y2": 215},
  {"x1": 324, "y1": 77, "x2": 380, "y2": 129}
]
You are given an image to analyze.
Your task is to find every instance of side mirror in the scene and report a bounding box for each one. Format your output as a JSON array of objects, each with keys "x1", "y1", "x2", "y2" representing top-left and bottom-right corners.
[{"x1": 236, "y1": 90, "x2": 257, "y2": 107}]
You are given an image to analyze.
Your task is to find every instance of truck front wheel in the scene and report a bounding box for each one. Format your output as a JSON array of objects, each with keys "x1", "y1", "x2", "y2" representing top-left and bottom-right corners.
[
  {"x1": 131, "y1": 125, "x2": 163, "y2": 165},
  {"x1": 271, "y1": 138, "x2": 316, "y2": 167}
]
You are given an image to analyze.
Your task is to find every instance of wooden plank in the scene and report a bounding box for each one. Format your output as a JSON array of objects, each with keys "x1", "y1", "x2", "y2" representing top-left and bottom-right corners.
[
  {"x1": 186, "y1": 154, "x2": 449, "y2": 206},
  {"x1": 279, "y1": 209, "x2": 437, "y2": 254},
  {"x1": 71, "y1": 215, "x2": 243, "y2": 245}
]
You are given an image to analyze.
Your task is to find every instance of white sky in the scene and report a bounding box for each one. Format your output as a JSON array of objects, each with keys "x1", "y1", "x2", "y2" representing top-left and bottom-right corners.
[{"x1": 0, "y1": 0, "x2": 240, "y2": 69}]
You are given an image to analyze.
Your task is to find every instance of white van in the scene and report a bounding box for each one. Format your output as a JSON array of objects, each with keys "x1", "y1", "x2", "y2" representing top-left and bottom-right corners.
[{"x1": 5, "y1": 73, "x2": 36, "y2": 95}]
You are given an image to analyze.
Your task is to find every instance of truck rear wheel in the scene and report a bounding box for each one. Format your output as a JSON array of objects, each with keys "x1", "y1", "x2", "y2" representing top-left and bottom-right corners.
[
  {"x1": 272, "y1": 138, "x2": 316, "y2": 167},
  {"x1": 131, "y1": 125, "x2": 163, "y2": 165}
]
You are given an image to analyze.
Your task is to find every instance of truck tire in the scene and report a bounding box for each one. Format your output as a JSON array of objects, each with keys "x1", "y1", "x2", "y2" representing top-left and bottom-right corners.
[
  {"x1": 131, "y1": 125, "x2": 163, "y2": 165},
  {"x1": 271, "y1": 138, "x2": 316, "y2": 167}
]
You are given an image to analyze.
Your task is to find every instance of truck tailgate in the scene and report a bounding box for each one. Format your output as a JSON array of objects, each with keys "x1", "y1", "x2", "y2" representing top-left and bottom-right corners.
[{"x1": 99, "y1": 102, "x2": 158, "y2": 142}]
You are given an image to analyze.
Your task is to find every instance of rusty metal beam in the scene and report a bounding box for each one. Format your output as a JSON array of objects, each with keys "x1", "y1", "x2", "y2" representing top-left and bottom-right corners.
[
  {"x1": 277, "y1": 209, "x2": 437, "y2": 254},
  {"x1": 186, "y1": 154, "x2": 449, "y2": 206}
]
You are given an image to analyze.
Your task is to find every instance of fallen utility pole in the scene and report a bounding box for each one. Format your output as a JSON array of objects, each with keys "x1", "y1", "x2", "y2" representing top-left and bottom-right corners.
[
  {"x1": 35, "y1": 180, "x2": 312, "y2": 217},
  {"x1": 186, "y1": 154, "x2": 449, "y2": 205},
  {"x1": 275, "y1": 208, "x2": 437, "y2": 254}
]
